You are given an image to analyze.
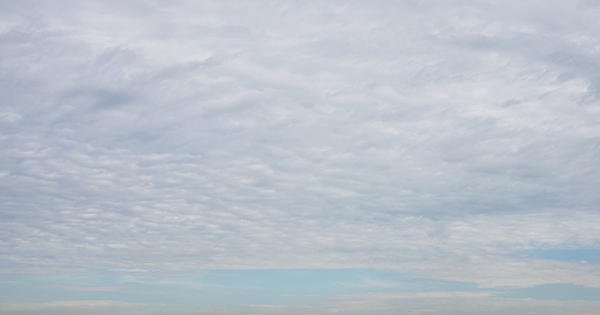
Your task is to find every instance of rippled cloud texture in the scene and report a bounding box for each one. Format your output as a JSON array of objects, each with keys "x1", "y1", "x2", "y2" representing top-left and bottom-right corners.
[{"x1": 1, "y1": 0, "x2": 600, "y2": 314}]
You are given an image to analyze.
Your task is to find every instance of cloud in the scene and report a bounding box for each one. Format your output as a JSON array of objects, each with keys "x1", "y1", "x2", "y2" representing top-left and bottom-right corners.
[
  {"x1": 67, "y1": 286, "x2": 124, "y2": 292},
  {"x1": 0, "y1": 300, "x2": 143, "y2": 312},
  {"x1": 184, "y1": 297, "x2": 600, "y2": 315},
  {"x1": 319, "y1": 296, "x2": 600, "y2": 315},
  {"x1": 0, "y1": 0, "x2": 599, "y2": 305},
  {"x1": 334, "y1": 291, "x2": 500, "y2": 300}
]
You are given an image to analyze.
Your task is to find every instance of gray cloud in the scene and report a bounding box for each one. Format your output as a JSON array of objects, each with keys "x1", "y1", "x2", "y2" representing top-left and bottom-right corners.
[
  {"x1": 3, "y1": 297, "x2": 600, "y2": 315},
  {"x1": 1, "y1": 0, "x2": 599, "y2": 289}
]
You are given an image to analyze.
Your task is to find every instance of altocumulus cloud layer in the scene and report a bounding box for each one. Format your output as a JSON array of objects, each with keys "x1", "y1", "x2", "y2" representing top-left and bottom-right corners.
[{"x1": 1, "y1": 0, "x2": 600, "y2": 314}]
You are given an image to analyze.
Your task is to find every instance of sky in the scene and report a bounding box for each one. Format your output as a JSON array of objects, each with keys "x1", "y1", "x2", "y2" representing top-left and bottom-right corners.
[{"x1": 1, "y1": 0, "x2": 600, "y2": 314}]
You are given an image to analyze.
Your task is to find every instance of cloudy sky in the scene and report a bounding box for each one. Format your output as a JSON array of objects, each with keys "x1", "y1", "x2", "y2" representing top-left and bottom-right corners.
[{"x1": 1, "y1": 0, "x2": 600, "y2": 314}]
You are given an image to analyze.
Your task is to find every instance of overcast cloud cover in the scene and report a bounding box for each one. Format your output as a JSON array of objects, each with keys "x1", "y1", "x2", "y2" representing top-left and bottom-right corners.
[{"x1": 1, "y1": 0, "x2": 600, "y2": 314}]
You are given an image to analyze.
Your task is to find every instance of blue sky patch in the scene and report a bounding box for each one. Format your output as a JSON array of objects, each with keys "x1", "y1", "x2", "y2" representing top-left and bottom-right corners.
[
  {"x1": 0, "y1": 269, "x2": 486, "y2": 306},
  {"x1": 6, "y1": 269, "x2": 600, "y2": 306}
]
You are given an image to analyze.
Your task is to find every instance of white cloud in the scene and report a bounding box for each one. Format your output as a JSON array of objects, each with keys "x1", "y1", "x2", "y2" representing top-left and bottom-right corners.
[
  {"x1": 1, "y1": 0, "x2": 599, "y2": 294},
  {"x1": 182, "y1": 297, "x2": 600, "y2": 315},
  {"x1": 0, "y1": 300, "x2": 143, "y2": 311}
]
